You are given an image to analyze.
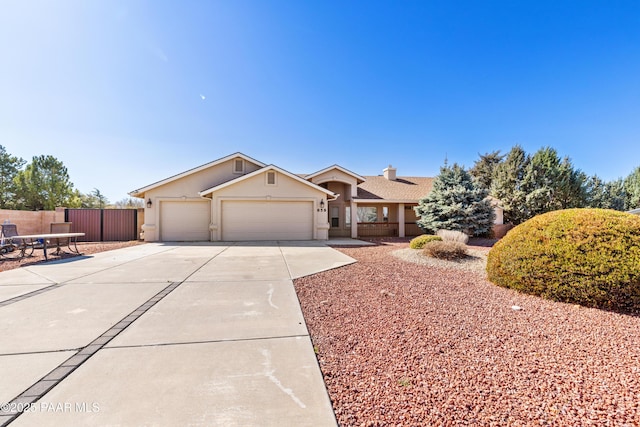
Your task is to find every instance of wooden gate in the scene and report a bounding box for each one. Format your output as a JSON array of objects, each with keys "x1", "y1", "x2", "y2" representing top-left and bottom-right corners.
[{"x1": 65, "y1": 209, "x2": 138, "y2": 242}]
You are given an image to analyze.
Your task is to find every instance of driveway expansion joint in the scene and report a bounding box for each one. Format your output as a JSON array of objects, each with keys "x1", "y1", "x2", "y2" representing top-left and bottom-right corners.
[
  {"x1": 0, "y1": 284, "x2": 63, "y2": 308},
  {"x1": 102, "y1": 333, "x2": 313, "y2": 350},
  {"x1": 0, "y1": 280, "x2": 183, "y2": 426},
  {"x1": 0, "y1": 245, "x2": 183, "y2": 308}
]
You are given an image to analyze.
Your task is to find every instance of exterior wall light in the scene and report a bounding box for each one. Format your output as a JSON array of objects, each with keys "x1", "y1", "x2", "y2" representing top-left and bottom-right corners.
[
  {"x1": 320, "y1": 199, "x2": 325, "y2": 210},
  {"x1": 147, "y1": 198, "x2": 152, "y2": 208}
]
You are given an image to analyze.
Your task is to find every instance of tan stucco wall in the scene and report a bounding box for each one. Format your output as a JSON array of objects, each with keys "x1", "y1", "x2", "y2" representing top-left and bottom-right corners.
[
  {"x1": 141, "y1": 158, "x2": 262, "y2": 241},
  {"x1": 208, "y1": 170, "x2": 330, "y2": 240},
  {"x1": 0, "y1": 209, "x2": 66, "y2": 235},
  {"x1": 325, "y1": 182, "x2": 347, "y2": 201},
  {"x1": 309, "y1": 169, "x2": 358, "y2": 198}
]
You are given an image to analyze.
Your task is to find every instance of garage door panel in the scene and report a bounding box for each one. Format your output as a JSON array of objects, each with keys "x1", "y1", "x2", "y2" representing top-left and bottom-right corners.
[
  {"x1": 222, "y1": 201, "x2": 312, "y2": 241},
  {"x1": 161, "y1": 201, "x2": 210, "y2": 241}
]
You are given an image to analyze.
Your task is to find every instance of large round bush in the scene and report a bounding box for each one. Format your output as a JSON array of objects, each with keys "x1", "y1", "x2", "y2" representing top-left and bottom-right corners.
[{"x1": 487, "y1": 209, "x2": 640, "y2": 313}]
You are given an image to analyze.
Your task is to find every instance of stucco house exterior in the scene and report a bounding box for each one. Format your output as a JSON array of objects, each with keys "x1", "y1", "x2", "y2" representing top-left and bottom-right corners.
[{"x1": 130, "y1": 152, "x2": 504, "y2": 242}]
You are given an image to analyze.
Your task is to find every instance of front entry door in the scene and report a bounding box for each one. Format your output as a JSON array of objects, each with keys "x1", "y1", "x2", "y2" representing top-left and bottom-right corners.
[
  {"x1": 328, "y1": 206, "x2": 338, "y2": 237},
  {"x1": 329, "y1": 205, "x2": 349, "y2": 237}
]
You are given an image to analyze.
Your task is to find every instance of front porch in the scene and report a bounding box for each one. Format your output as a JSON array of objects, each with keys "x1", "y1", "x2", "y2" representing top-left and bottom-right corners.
[
  {"x1": 327, "y1": 201, "x2": 423, "y2": 238},
  {"x1": 355, "y1": 221, "x2": 422, "y2": 237},
  {"x1": 305, "y1": 165, "x2": 427, "y2": 240}
]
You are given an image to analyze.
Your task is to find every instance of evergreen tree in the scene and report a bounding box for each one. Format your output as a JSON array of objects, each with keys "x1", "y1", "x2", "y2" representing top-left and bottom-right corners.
[
  {"x1": 585, "y1": 175, "x2": 608, "y2": 208},
  {"x1": 556, "y1": 159, "x2": 588, "y2": 209},
  {"x1": 0, "y1": 145, "x2": 25, "y2": 209},
  {"x1": 15, "y1": 155, "x2": 77, "y2": 210},
  {"x1": 585, "y1": 175, "x2": 626, "y2": 210},
  {"x1": 79, "y1": 188, "x2": 109, "y2": 208},
  {"x1": 604, "y1": 179, "x2": 626, "y2": 211},
  {"x1": 521, "y1": 147, "x2": 587, "y2": 218},
  {"x1": 470, "y1": 150, "x2": 504, "y2": 190},
  {"x1": 624, "y1": 166, "x2": 640, "y2": 210},
  {"x1": 490, "y1": 145, "x2": 530, "y2": 224},
  {"x1": 414, "y1": 163, "x2": 495, "y2": 236}
]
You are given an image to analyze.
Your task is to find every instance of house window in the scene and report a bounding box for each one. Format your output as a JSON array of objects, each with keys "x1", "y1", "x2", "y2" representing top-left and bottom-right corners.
[
  {"x1": 266, "y1": 171, "x2": 277, "y2": 185},
  {"x1": 331, "y1": 206, "x2": 339, "y2": 227},
  {"x1": 383, "y1": 206, "x2": 389, "y2": 222},
  {"x1": 233, "y1": 159, "x2": 244, "y2": 174},
  {"x1": 345, "y1": 206, "x2": 351, "y2": 226},
  {"x1": 357, "y1": 207, "x2": 377, "y2": 223}
]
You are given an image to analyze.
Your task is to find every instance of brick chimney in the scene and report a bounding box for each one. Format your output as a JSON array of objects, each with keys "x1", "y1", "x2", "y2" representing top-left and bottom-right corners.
[{"x1": 383, "y1": 165, "x2": 397, "y2": 180}]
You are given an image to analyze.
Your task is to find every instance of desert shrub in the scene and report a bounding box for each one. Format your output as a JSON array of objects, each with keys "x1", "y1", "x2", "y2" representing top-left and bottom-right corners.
[
  {"x1": 436, "y1": 229, "x2": 470, "y2": 244},
  {"x1": 423, "y1": 241, "x2": 468, "y2": 260},
  {"x1": 409, "y1": 234, "x2": 442, "y2": 249},
  {"x1": 487, "y1": 208, "x2": 640, "y2": 313}
]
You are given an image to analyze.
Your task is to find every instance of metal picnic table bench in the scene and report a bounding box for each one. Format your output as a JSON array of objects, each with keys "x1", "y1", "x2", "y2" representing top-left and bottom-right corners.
[{"x1": 2, "y1": 232, "x2": 85, "y2": 261}]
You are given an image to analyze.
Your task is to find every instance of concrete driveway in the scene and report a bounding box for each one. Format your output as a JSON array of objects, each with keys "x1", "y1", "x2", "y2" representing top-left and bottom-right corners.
[{"x1": 0, "y1": 242, "x2": 355, "y2": 427}]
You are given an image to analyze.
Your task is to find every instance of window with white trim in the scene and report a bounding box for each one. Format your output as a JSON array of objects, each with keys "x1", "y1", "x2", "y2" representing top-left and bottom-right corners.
[{"x1": 330, "y1": 206, "x2": 339, "y2": 227}]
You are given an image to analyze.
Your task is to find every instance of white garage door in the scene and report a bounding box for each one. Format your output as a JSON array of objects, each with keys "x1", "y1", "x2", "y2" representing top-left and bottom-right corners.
[
  {"x1": 222, "y1": 201, "x2": 313, "y2": 241},
  {"x1": 160, "y1": 201, "x2": 210, "y2": 241}
]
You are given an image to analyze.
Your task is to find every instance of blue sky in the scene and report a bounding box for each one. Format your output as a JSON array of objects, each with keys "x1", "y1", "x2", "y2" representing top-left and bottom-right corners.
[{"x1": 2, "y1": 1, "x2": 639, "y2": 203}]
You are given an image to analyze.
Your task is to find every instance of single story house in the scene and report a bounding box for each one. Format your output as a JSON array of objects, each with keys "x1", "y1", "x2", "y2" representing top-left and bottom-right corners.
[{"x1": 129, "y1": 152, "x2": 504, "y2": 242}]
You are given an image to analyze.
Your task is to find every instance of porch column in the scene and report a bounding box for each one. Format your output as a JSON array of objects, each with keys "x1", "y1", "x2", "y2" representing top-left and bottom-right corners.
[
  {"x1": 398, "y1": 203, "x2": 405, "y2": 238},
  {"x1": 351, "y1": 200, "x2": 358, "y2": 238}
]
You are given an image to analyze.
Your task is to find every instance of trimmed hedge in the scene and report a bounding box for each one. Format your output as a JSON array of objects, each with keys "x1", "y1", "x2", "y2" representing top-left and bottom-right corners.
[
  {"x1": 410, "y1": 234, "x2": 443, "y2": 249},
  {"x1": 487, "y1": 208, "x2": 640, "y2": 313}
]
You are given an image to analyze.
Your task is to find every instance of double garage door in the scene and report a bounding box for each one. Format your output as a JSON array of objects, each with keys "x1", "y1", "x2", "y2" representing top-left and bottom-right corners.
[
  {"x1": 160, "y1": 200, "x2": 313, "y2": 241},
  {"x1": 222, "y1": 200, "x2": 313, "y2": 241}
]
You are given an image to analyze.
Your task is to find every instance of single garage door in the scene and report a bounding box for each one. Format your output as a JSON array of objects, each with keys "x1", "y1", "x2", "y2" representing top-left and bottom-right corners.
[
  {"x1": 160, "y1": 201, "x2": 210, "y2": 241},
  {"x1": 222, "y1": 201, "x2": 313, "y2": 241}
]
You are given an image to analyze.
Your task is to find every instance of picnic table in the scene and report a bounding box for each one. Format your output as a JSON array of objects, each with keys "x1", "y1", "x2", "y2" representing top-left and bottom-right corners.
[{"x1": 3, "y1": 232, "x2": 85, "y2": 261}]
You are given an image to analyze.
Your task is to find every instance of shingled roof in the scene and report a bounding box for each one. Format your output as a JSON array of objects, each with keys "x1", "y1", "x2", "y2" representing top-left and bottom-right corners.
[{"x1": 355, "y1": 176, "x2": 434, "y2": 201}]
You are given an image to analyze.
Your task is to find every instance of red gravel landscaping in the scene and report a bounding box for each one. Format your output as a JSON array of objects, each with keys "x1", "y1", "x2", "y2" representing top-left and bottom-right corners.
[{"x1": 294, "y1": 240, "x2": 640, "y2": 426}]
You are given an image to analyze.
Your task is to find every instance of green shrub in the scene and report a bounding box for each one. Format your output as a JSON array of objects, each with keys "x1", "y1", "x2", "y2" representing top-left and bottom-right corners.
[
  {"x1": 487, "y1": 208, "x2": 640, "y2": 313},
  {"x1": 436, "y1": 229, "x2": 470, "y2": 244},
  {"x1": 409, "y1": 234, "x2": 443, "y2": 249},
  {"x1": 423, "y1": 241, "x2": 468, "y2": 260}
]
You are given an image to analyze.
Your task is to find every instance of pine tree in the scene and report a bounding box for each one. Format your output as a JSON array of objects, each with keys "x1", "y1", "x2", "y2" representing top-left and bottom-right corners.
[
  {"x1": 604, "y1": 179, "x2": 626, "y2": 211},
  {"x1": 490, "y1": 145, "x2": 530, "y2": 224},
  {"x1": 521, "y1": 147, "x2": 587, "y2": 217},
  {"x1": 470, "y1": 150, "x2": 504, "y2": 190},
  {"x1": 15, "y1": 155, "x2": 76, "y2": 210},
  {"x1": 0, "y1": 145, "x2": 25, "y2": 209},
  {"x1": 624, "y1": 166, "x2": 640, "y2": 210},
  {"x1": 414, "y1": 163, "x2": 495, "y2": 236}
]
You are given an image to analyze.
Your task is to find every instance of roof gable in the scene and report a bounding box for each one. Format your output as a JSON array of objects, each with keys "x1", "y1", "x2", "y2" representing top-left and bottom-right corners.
[
  {"x1": 305, "y1": 165, "x2": 366, "y2": 184},
  {"x1": 130, "y1": 152, "x2": 265, "y2": 197},
  {"x1": 199, "y1": 165, "x2": 338, "y2": 199}
]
